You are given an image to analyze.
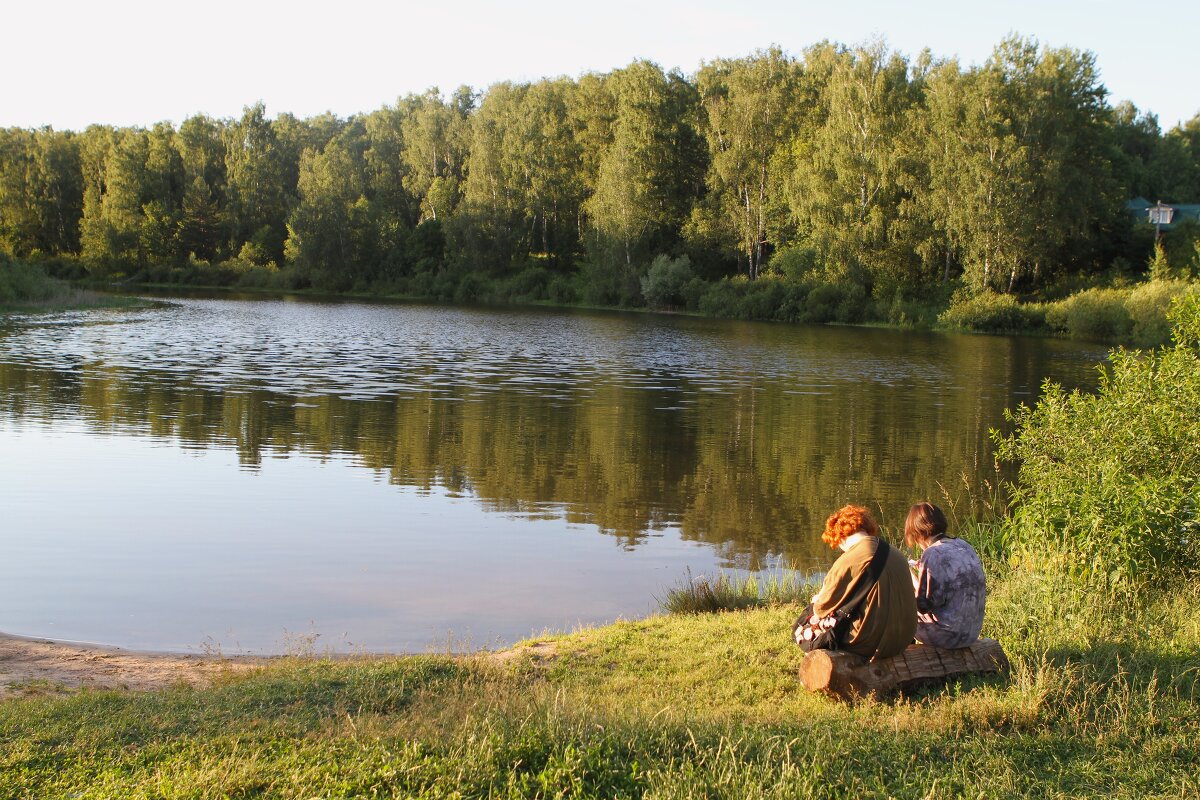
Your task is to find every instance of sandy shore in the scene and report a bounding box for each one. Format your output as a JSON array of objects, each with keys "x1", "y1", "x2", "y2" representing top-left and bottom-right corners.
[
  {"x1": 0, "y1": 632, "x2": 266, "y2": 698},
  {"x1": 0, "y1": 633, "x2": 558, "y2": 699}
]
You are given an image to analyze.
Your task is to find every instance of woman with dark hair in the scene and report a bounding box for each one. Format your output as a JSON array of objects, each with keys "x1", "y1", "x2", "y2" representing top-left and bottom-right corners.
[
  {"x1": 797, "y1": 504, "x2": 916, "y2": 659},
  {"x1": 905, "y1": 502, "x2": 987, "y2": 649}
]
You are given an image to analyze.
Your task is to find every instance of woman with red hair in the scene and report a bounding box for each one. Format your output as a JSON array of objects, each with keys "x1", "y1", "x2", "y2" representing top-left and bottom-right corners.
[{"x1": 796, "y1": 504, "x2": 916, "y2": 659}]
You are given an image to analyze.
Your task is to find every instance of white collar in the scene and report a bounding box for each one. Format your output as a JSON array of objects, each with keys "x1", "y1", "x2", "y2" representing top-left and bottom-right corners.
[{"x1": 840, "y1": 532, "x2": 870, "y2": 552}]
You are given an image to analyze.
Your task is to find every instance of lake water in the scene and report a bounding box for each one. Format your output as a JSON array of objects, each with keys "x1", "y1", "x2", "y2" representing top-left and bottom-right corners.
[{"x1": 0, "y1": 295, "x2": 1108, "y2": 653}]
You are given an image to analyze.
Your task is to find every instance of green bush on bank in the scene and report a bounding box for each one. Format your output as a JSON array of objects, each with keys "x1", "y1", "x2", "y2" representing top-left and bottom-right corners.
[
  {"x1": 1043, "y1": 282, "x2": 1200, "y2": 346},
  {"x1": 937, "y1": 290, "x2": 1049, "y2": 334},
  {"x1": 0, "y1": 257, "x2": 68, "y2": 305},
  {"x1": 938, "y1": 279, "x2": 1200, "y2": 347},
  {"x1": 1044, "y1": 287, "x2": 1133, "y2": 341},
  {"x1": 691, "y1": 275, "x2": 869, "y2": 325},
  {"x1": 873, "y1": 288, "x2": 947, "y2": 329},
  {"x1": 1125, "y1": 279, "x2": 1200, "y2": 346},
  {"x1": 640, "y1": 254, "x2": 694, "y2": 310},
  {"x1": 997, "y1": 295, "x2": 1200, "y2": 591}
]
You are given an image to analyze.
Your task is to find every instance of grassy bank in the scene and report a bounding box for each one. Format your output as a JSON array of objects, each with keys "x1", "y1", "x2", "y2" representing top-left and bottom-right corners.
[
  {"x1": 0, "y1": 258, "x2": 146, "y2": 313},
  {"x1": 1, "y1": 567, "x2": 1196, "y2": 798},
  {"x1": 938, "y1": 279, "x2": 1200, "y2": 346}
]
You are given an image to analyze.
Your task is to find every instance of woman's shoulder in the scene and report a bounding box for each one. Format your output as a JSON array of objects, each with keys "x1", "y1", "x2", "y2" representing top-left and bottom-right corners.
[
  {"x1": 826, "y1": 537, "x2": 882, "y2": 573},
  {"x1": 946, "y1": 536, "x2": 981, "y2": 559},
  {"x1": 824, "y1": 547, "x2": 856, "y2": 575},
  {"x1": 928, "y1": 536, "x2": 978, "y2": 556},
  {"x1": 926, "y1": 537, "x2": 985, "y2": 576}
]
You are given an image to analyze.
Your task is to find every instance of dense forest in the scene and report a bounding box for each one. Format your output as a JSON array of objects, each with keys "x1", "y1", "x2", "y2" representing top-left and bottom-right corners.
[{"x1": 2, "y1": 36, "x2": 1199, "y2": 325}]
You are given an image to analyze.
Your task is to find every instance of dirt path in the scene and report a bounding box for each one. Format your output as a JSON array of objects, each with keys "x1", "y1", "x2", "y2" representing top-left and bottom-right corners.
[{"x1": 0, "y1": 633, "x2": 264, "y2": 698}]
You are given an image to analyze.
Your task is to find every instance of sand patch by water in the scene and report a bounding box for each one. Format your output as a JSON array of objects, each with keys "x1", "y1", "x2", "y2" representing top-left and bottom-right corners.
[
  {"x1": 0, "y1": 632, "x2": 558, "y2": 699},
  {"x1": 0, "y1": 632, "x2": 264, "y2": 698}
]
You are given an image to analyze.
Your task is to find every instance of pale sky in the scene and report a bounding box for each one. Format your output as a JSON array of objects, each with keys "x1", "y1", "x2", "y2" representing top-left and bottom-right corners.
[{"x1": 4, "y1": 0, "x2": 1197, "y2": 131}]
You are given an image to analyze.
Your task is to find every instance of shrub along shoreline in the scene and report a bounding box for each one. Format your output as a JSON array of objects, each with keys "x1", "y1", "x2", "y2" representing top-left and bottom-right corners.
[
  {"x1": 0, "y1": 257, "x2": 149, "y2": 313},
  {"x1": 9, "y1": 253, "x2": 1199, "y2": 349},
  {"x1": 1, "y1": 299, "x2": 1197, "y2": 797},
  {"x1": 939, "y1": 279, "x2": 1200, "y2": 347}
]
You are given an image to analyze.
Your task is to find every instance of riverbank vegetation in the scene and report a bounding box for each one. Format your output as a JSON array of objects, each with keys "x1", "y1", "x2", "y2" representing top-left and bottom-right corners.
[
  {"x1": 3, "y1": 36, "x2": 1200, "y2": 343},
  {"x1": 0, "y1": 257, "x2": 75, "y2": 309},
  {"x1": 0, "y1": 255, "x2": 142, "y2": 312},
  {"x1": 996, "y1": 295, "x2": 1200, "y2": 591},
  {"x1": 939, "y1": 278, "x2": 1200, "y2": 345},
  {"x1": 1, "y1": 300, "x2": 1197, "y2": 798}
]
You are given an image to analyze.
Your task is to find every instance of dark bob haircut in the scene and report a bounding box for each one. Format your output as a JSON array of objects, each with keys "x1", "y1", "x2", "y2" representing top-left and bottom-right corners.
[{"x1": 904, "y1": 502, "x2": 948, "y2": 548}]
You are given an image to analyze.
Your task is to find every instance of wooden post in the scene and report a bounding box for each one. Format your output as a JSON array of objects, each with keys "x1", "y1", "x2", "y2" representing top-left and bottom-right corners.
[{"x1": 799, "y1": 638, "x2": 1009, "y2": 700}]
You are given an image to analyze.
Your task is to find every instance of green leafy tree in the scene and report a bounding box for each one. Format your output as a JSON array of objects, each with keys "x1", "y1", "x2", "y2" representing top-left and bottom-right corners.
[
  {"x1": 139, "y1": 122, "x2": 185, "y2": 263},
  {"x1": 788, "y1": 42, "x2": 924, "y2": 290},
  {"x1": 77, "y1": 127, "x2": 151, "y2": 269},
  {"x1": 175, "y1": 114, "x2": 229, "y2": 262},
  {"x1": 1109, "y1": 102, "x2": 1188, "y2": 202},
  {"x1": 1162, "y1": 112, "x2": 1200, "y2": 201},
  {"x1": 363, "y1": 106, "x2": 414, "y2": 221},
  {"x1": 398, "y1": 88, "x2": 470, "y2": 223},
  {"x1": 34, "y1": 130, "x2": 84, "y2": 255},
  {"x1": 0, "y1": 129, "x2": 44, "y2": 255},
  {"x1": 0, "y1": 128, "x2": 83, "y2": 256},
  {"x1": 224, "y1": 103, "x2": 290, "y2": 265},
  {"x1": 457, "y1": 82, "x2": 533, "y2": 272},
  {"x1": 695, "y1": 48, "x2": 802, "y2": 279},
  {"x1": 922, "y1": 37, "x2": 1115, "y2": 292},
  {"x1": 584, "y1": 61, "x2": 704, "y2": 303},
  {"x1": 78, "y1": 126, "x2": 113, "y2": 268},
  {"x1": 284, "y1": 139, "x2": 366, "y2": 287},
  {"x1": 511, "y1": 79, "x2": 587, "y2": 260},
  {"x1": 456, "y1": 78, "x2": 588, "y2": 272}
]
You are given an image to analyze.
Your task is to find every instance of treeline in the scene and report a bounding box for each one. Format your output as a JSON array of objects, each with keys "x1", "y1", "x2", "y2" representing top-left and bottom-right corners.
[{"x1": 2, "y1": 37, "x2": 1199, "y2": 315}]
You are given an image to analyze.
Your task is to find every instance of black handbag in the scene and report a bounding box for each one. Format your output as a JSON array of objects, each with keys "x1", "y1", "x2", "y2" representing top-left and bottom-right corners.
[{"x1": 792, "y1": 539, "x2": 891, "y2": 652}]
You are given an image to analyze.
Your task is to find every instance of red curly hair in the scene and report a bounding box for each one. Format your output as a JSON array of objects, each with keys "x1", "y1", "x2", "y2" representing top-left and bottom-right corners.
[{"x1": 822, "y1": 504, "x2": 878, "y2": 548}]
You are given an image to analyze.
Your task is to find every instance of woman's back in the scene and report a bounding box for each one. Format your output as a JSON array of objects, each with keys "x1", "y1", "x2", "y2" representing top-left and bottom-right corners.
[
  {"x1": 814, "y1": 537, "x2": 917, "y2": 659},
  {"x1": 914, "y1": 537, "x2": 986, "y2": 649}
]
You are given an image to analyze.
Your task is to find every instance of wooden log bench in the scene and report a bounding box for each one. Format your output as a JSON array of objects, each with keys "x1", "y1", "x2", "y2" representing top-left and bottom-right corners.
[{"x1": 799, "y1": 638, "x2": 1009, "y2": 700}]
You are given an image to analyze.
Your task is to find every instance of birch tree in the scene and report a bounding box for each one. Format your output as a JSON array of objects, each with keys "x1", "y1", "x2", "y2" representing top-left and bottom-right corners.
[{"x1": 695, "y1": 48, "x2": 801, "y2": 279}]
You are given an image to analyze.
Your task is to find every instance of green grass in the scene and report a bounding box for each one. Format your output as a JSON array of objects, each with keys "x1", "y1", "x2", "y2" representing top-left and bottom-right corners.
[
  {"x1": 2, "y1": 567, "x2": 1196, "y2": 798},
  {"x1": 655, "y1": 568, "x2": 818, "y2": 615}
]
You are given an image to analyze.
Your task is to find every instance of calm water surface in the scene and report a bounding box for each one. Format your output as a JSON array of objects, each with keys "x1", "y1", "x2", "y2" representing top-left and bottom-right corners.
[{"x1": 0, "y1": 296, "x2": 1108, "y2": 652}]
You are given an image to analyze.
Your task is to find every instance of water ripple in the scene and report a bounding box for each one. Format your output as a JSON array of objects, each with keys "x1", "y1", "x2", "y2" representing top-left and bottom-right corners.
[{"x1": 3, "y1": 297, "x2": 983, "y2": 400}]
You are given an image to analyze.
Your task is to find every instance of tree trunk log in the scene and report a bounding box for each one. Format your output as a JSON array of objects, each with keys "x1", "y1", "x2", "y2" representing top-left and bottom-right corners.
[{"x1": 799, "y1": 638, "x2": 1009, "y2": 700}]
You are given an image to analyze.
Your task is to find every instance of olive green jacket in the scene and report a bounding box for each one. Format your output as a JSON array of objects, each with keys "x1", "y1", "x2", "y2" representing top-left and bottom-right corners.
[{"x1": 813, "y1": 536, "x2": 917, "y2": 659}]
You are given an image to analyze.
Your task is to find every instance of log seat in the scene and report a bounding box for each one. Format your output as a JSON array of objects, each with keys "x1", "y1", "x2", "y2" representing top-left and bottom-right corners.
[{"x1": 799, "y1": 638, "x2": 1009, "y2": 700}]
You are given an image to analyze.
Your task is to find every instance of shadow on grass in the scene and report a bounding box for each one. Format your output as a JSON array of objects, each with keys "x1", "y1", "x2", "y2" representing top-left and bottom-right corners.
[{"x1": 1041, "y1": 640, "x2": 1200, "y2": 698}]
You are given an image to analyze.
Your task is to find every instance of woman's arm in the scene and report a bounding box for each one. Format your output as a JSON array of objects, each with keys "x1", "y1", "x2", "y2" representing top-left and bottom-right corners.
[
  {"x1": 914, "y1": 553, "x2": 938, "y2": 614},
  {"x1": 811, "y1": 551, "x2": 858, "y2": 617}
]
